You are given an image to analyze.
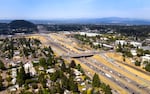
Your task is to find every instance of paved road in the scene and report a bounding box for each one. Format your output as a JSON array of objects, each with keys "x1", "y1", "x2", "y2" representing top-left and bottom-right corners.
[
  {"x1": 31, "y1": 33, "x2": 150, "y2": 94},
  {"x1": 78, "y1": 58, "x2": 144, "y2": 94},
  {"x1": 40, "y1": 34, "x2": 129, "y2": 93},
  {"x1": 88, "y1": 57, "x2": 150, "y2": 94},
  {"x1": 101, "y1": 53, "x2": 150, "y2": 88}
]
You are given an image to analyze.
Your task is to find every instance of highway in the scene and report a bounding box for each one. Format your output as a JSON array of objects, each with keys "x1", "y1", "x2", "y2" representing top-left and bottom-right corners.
[
  {"x1": 100, "y1": 53, "x2": 150, "y2": 87},
  {"x1": 28, "y1": 33, "x2": 150, "y2": 94},
  {"x1": 38, "y1": 34, "x2": 127, "y2": 93},
  {"x1": 46, "y1": 34, "x2": 134, "y2": 93},
  {"x1": 78, "y1": 58, "x2": 138, "y2": 94},
  {"x1": 86, "y1": 57, "x2": 150, "y2": 93}
]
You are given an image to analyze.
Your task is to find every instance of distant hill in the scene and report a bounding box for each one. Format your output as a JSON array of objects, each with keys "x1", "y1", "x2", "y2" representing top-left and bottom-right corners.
[
  {"x1": 0, "y1": 20, "x2": 37, "y2": 35},
  {"x1": 9, "y1": 20, "x2": 36, "y2": 29}
]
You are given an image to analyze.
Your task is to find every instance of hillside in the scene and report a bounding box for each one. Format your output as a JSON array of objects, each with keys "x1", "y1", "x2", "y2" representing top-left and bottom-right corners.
[
  {"x1": 0, "y1": 20, "x2": 37, "y2": 35},
  {"x1": 9, "y1": 20, "x2": 36, "y2": 29}
]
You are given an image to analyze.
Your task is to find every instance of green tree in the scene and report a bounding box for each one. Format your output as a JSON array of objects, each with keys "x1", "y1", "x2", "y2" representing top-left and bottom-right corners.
[
  {"x1": 34, "y1": 39, "x2": 41, "y2": 46},
  {"x1": 17, "y1": 63, "x2": 26, "y2": 86},
  {"x1": 145, "y1": 63, "x2": 150, "y2": 72},
  {"x1": 47, "y1": 56, "x2": 53, "y2": 66},
  {"x1": 39, "y1": 58, "x2": 47, "y2": 69},
  {"x1": 61, "y1": 62, "x2": 66, "y2": 72},
  {"x1": 143, "y1": 61, "x2": 149, "y2": 65},
  {"x1": 23, "y1": 47, "x2": 29, "y2": 57},
  {"x1": 122, "y1": 54, "x2": 126, "y2": 62},
  {"x1": 116, "y1": 42, "x2": 122, "y2": 52},
  {"x1": 6, "y1": 76, "x2": 12, "y2": 83},
  {"x1": 70, "y1": 60, "x2": 76, "y2": 68},
  {"x1": 69, "y1": 77, "x2": 78, "y2": 92},
  {"x1": 135, "y1": 61, "x2": 141, "y2": 66},
  {"x1": 10, "y1": 38, "x2": 14, "y2": 58},
  {"x1": 50, "y1": 70, "x2": 59, "y2": 82},
  {"x1": 104, "y1": 85, "x2": 112, "y2": 94},
  {"x1": 101, "y1": 83, "x2": 112, "y2": 94},
  {"x1": 48, "y1": 46, "x2": 54, "y2": 54},
  {"x1": 92, "y1": 73, "x2": 101, "y2": 87},
  {"x1": 24, "y1": 83, "x2": 29, "y2": 90},
  {"x1": 76, "y1": 64, "x2": 81, "y2": 71},
  {"x1": 56, "y1": 82, "x2": 64, "y2": 93},
  {"x1": 38, "y1": 73, "x2": 46, "y2": 88},
  {"x1": 0, "y1": 74, "x2": 3, "y2": 91},
  {"x1": 62, "y1": 75, "x2": 69, "y2": 89},
  {"x1": 124, "y1": 51, "x2": 133, "y2": 58},
  {"x1": 0, "y1": 60, "x2": 5, "y2": 70},
  {"x1": 137, "y1": 49, "x2": 144, "y2": 57}
]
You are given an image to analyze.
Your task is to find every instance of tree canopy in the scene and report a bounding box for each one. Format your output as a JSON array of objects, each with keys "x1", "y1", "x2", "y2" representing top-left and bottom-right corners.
[
  {"x1": 0, "y1": 60, "x2": 5, "y2": 70},
  {"x1": 92, "y1": 73, "x2": 101, "y2": 87}
]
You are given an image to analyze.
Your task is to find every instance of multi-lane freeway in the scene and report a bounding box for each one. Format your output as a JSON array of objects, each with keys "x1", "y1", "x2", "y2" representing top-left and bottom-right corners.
[
  {"x1": 28, "y1": 33, "x2": 150, "y2": 94},
  {"x1": 86, "y1": 57, "x2": 150, "y2": 93}
]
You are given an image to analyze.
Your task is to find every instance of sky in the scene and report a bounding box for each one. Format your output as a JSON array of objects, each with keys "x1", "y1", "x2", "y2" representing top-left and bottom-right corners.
[{"x1": 0, "y1": 0, "x2": 150, "y2": 19}]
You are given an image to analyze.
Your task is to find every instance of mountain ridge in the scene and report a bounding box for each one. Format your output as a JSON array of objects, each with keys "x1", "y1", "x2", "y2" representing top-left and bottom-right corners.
[{"x1": 0, "y1": 17, "x2": 150, "y2": 25}]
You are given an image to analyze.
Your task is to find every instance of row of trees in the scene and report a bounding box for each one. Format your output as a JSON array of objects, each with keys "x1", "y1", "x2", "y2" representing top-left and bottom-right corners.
[
  {"x1": 116, "y1": 43, "x2": 133, "y2": 58},
  {"x1": 134, "y1": 61, "x2": 150, "y2": 72},
  {"x1": 74, "y1": 34, "x2": 102, "y2": 50}
]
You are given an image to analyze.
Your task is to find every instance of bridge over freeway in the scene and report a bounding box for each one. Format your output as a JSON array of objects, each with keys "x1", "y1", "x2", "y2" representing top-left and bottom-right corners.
[{"x1": 63, "y1": 51, "x2": 100, "y2": 58}]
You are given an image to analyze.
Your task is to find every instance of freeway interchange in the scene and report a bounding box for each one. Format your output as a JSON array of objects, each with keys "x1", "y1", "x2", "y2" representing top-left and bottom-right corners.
[{"x1": 28, "y1": 33, "x2": 150, "y2": 94}]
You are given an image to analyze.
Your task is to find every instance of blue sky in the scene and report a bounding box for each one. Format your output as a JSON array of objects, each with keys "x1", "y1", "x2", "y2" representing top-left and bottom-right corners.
[{"x1": 0, "y1": 0, "x2": 150, "y2": 19}]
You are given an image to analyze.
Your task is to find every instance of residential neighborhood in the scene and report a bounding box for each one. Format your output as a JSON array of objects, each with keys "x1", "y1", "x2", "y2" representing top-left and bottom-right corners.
[{"x1": 0, "y1": 36, "x2": 111, "y2": 94}]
